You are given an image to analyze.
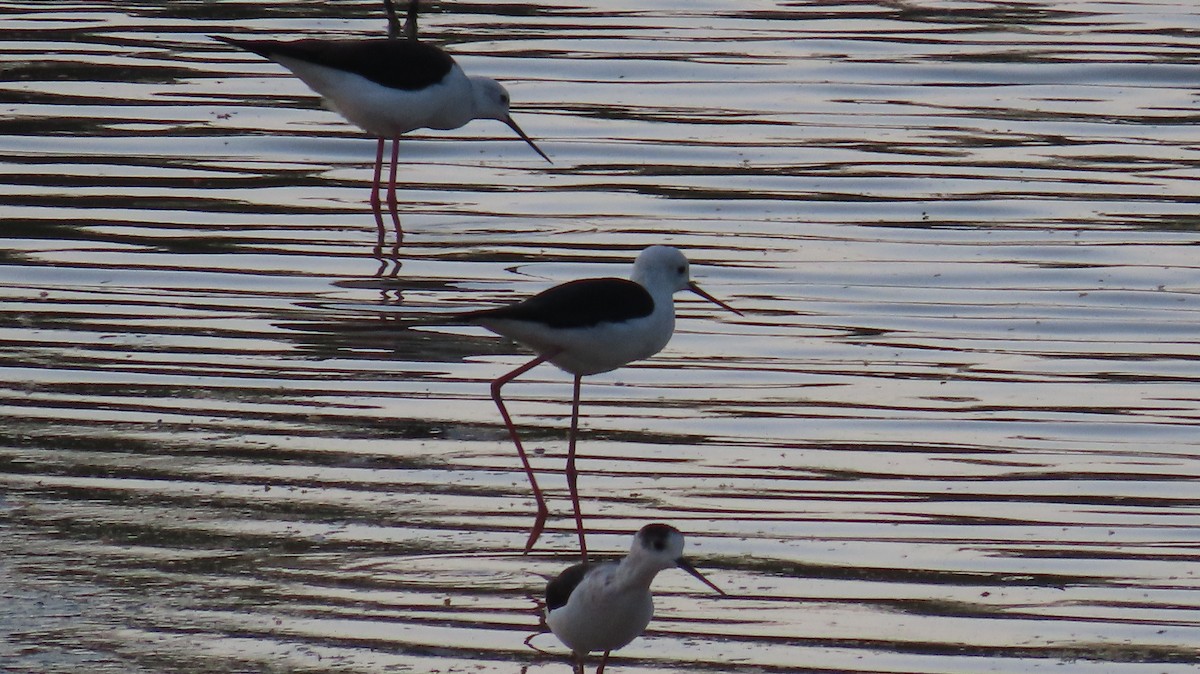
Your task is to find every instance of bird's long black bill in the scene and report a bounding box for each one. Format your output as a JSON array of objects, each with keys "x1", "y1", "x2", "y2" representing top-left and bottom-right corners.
[
  {"x1": 676, "y1": 557, "x2": 726, "y2": 595},
  {"x1": 505, "y1": 116, "x2": 552, "y2": 163},
  {"x1": 688, "y1": 281, "x2": 742, "y2": 316}
]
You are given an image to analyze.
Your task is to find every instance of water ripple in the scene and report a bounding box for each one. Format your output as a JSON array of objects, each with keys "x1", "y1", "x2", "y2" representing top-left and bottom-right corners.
[{"x1": 2, "y1": 0, "x2": 1200, "y2": 672}]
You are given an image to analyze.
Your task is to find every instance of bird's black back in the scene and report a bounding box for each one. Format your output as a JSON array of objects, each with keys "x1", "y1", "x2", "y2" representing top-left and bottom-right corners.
[
  {"x1": 546, "y1": 562, "x2": 591, "y2": 612},
  {"x1": 460, "y1": 278, "x2": 655, "y2": 330},
  {"x1": 217, "y1": 36, "x2": 454, "y2": 91}
]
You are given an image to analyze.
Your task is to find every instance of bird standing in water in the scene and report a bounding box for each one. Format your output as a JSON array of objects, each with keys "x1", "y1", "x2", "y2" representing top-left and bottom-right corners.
[
  {"x1": 214, "y1": 0, "x2": 549, "y2": 243},
  {"x1": 545, "y1": 523, "x2": 725, "y2": 674},
  {"x1": 449, "y1": 246, "x2": 741, "y2": 561}
]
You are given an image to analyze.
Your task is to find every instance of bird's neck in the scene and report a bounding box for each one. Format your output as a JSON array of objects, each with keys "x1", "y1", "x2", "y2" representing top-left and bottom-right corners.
[
  {"x1": 613, "y1": 555, "x2": 661, "y2": 592},
  {"x1": 632, "y1": 281, "x2": 677, "y2": 318},
  {"x1": 465, "y1": 76, "x2": 494, "y2": 121}
]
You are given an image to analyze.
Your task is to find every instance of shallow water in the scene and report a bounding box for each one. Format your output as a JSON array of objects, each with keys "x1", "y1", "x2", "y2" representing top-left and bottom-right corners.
[{"x1": 2, "y1": 0, "x2": 1200, "y2": 672}]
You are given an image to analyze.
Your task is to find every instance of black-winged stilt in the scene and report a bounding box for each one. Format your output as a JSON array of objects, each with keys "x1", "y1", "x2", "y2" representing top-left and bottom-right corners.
[
  {"x1": 450, "y1": 246, "x2": 741, "y2": 561},
  {"x1": 545, "y1": 523, "x2": 725, "y2": 674},
  {"x1": 213, "y1": 2, "x2": 549, "y2": 241}
]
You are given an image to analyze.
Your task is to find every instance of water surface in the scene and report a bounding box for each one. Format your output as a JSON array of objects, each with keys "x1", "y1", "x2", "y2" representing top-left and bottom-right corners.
[{"x1": 2, "y1": 1, "x2": 1200, "y2": 672}]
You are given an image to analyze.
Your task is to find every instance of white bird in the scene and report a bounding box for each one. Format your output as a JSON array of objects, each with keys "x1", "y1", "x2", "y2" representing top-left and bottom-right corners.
[
  {"x1": 449, "y1": 246, "x2": 741, "y2": 561},
  {"x1": 545, "y1": 523, "x2": 726, "y2": 674}
]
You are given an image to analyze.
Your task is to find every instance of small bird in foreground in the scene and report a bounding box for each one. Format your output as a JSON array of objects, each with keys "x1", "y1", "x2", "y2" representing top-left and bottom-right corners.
[
  {"x1": 448, "y1": 246, "x2": 741, "y2": 561},
  {"x1": 545, "y1": 523, "x2": 726, "y2": 674},
  {"x1": 214, "y1": 0, "x2": 549, "y2": 242}
]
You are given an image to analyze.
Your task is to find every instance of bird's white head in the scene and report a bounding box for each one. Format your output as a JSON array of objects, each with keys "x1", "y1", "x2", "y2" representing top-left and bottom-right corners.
[
  {"x1": 632, "y1": 522, "x2": 688, "y2": 569},
  {"x1": 631, "y1": 246, "x2": 742, "y2": 316},
  {"x1": 470, "y1": 77, "x2": 514, "y2": 122},
  {"x1": 631, "y1": 245, "x2": 692, "y2": 294},
  {"x1": 631, "y1": 523, "x2": 726, "y2": 595},
  {"x1": 469, "y1": 77, "x2": 551, "y2": 162}
]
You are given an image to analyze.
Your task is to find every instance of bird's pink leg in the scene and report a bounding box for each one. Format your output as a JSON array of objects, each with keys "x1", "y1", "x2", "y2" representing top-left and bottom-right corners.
[
  {"x1": 369, "y1": 137, "x2": 385, "y2": 209},
  {"x1": 491, "y1": 353, "x2": 555, "y2": 553},
  {"x1": 595, "y1": 651, "x2": 610, "y2": 674},
  {"x1": 370, "y1": 138, "x2": 386, "y2": 250},
  {"x1": 566, "y1": 374, "x2": 588, "y2": 563},
  {"x1": 386, "y1": 137, "x2": 402, "y2": 243}
]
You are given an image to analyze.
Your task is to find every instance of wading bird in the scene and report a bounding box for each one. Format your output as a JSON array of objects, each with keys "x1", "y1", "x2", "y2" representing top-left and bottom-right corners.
[
  {"x1": 545, "y1": 523, "x2": 725, "y2": 674},
  {"x1": 448, "y1": 246, "x2": 740, "y2": 560},
  {"x1": 214, "y1": 0, "x2": 549, "y2": 242}
]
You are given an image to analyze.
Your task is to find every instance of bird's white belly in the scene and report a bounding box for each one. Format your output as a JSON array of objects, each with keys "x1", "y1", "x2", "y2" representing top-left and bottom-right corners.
[
  {"x1": 547, "y1": 585, "x2": 654, "y2": 654},
  {"x1": 486, "y1": 313, "x2": 675, "y2": 377},
  {"x1": 272, "y1": 57, "x2": 475, "y2": 137}
]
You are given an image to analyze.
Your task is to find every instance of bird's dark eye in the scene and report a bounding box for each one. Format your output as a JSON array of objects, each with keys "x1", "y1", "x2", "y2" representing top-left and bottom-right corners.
[
  {"x1": 676, "y1": 265, "x2": 686, "y2": 275},
  {"x1": 652, "y1": 538, "x2": 665, "y2": 551}
]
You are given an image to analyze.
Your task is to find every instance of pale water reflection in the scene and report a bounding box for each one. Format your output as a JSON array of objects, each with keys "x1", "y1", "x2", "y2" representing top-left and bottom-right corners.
[{"x1": 2, "y1": 0, "x2": 1200, "y2": 673}]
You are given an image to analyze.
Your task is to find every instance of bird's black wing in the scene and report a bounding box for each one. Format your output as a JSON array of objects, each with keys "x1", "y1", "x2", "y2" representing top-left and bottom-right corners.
[
  {"x1": 546, "y1": 562, "x2": 591, "y2": 612},
  {"x1": 216, "y1": 36, "x2": 454, "y2": 91},
  {"x1": 459, "y1": 278, "x2": 655, "y2": 330}
]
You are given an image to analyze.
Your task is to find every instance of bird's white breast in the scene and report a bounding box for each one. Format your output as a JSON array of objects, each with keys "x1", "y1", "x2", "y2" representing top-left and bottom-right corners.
[{"x1": 547, "y1": 568, "x2": 655, "y2": 654}]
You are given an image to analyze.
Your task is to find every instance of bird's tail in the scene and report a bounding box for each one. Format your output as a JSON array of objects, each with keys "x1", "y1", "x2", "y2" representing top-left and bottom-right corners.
[{"x1": 210, "y1": 35, "x2": 272, "y2": 59}]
